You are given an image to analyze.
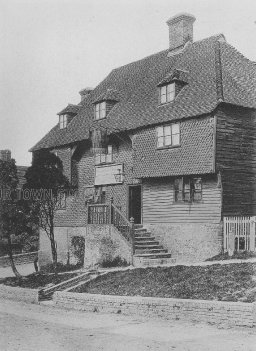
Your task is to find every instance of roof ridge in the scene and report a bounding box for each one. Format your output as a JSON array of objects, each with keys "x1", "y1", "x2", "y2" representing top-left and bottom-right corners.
[
  {"x1": 219, "y1": 40, "x2": 256, "y2": 66},
  {"x1": 112, "y1": 33, "x2": 226, "y2": 72}
]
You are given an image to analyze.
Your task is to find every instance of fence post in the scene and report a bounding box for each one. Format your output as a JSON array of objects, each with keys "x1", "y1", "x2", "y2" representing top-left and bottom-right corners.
[
  {"x1": 130, "y1": 217, "x2": 135, "y2": 256},
  {"x1": 110, "y1": 197, "x2": 114, "y2": 224},
  {"x1": 250, "y1": 216, "x2": 256, "y2": 252}
]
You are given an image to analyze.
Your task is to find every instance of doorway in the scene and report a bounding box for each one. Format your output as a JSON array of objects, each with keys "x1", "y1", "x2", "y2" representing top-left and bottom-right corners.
[{"x1": 128, "y1": 185, "x2": 142, "y2": 224}]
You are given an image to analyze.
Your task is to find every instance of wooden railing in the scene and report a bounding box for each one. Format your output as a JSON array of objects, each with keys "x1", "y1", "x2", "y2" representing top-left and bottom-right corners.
[
  {"x1": 223, "y1": 216, "x2": 256, "y2": 253},
  {"x1": 88, "y1": 204, "x2": 109, "y2": 224},
  {"x1": 111, "y1": 201, "x2": 134, "y2": 251},
  {"x1": 87, "y1": 200, "x2": 135, "y2": 253}
]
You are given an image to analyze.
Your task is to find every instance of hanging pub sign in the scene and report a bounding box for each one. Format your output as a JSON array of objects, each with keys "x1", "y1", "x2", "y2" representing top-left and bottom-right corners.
[{"x1": 90, "y1": 128, "x2": 109, "y2": 155}]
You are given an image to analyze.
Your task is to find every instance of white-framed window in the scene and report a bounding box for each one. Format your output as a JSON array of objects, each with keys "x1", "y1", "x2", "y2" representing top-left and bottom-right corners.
[
  {"x1": 160, "y1": 83, "x2": 175, "y2": 104},
  {"x1": 59, "y1": 115, "x2": 68, "y2": 129},
  {"x1": 95, "y1": 145, "x2": 113, "y2": 165},
  {"x1": 156, "y1": 123, "x2": 180, "y2": 148},
  {"x1": 174, "y1": 177, "x2": 202, "y2": 203},
  {"x1": 56, "y1": 191, "x2": 66, "y2": 209},
  {"x1": 95, "y1": 102, "x2": 106, "y2": 120}
]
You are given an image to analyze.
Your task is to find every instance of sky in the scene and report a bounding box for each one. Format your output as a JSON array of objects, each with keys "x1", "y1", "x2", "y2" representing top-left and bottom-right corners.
[{"x1": 0, "y1": 0, "x2": 255, "y2": 166}]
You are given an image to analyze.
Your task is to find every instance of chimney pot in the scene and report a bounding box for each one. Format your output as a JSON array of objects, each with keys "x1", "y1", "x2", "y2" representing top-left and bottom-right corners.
[
  {"x1": 166, "y1": 13, "x2": 196, "y2": 51},
  {"x1": 0, "y1": 149, "x2": 11, "y2": 161},
  {"x1": 79, "y1": 87, "x2": 93, "y2": 101}
]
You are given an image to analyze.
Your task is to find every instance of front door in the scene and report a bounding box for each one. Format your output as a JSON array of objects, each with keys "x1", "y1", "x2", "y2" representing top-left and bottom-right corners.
[{"x1": 128, "y1": 185, "x2": 142, "y2": 224}]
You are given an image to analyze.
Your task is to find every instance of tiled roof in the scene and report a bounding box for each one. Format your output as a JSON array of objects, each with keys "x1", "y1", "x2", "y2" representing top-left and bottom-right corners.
[
  {"x1": 30, "y1": 34, "x2": 256, "y2": 151},
  {"x1": 57, "y1": 104, "x2": 81, "y2": 116}
]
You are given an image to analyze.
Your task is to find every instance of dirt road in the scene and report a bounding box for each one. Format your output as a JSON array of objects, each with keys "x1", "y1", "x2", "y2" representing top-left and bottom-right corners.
[{"x1": 0, "y1": 299, "x2": 255, "y2": 351}]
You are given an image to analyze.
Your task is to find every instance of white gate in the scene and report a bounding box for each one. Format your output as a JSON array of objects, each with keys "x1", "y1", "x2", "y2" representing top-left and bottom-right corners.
[{"x1": 223, "y1": 216, "x2": 256, "y2": 252}]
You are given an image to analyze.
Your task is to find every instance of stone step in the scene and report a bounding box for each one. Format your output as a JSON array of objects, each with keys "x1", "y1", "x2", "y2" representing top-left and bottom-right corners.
[
  {"x1": 134, "y1": 232, "x2": 152, "y2": 238},
  {"x1": 134, "y1": 228, "x2": 148, "y2": 234},
  {"x1": 134, "y1": 240, "x2": 159, "y2": 246},
  {"x1": 134, "y1": 244, "x2": 162, "y2": 249},
  {"x1": 134, "y1": 236, "x2": 156, "y2": 241},
  {"x1": 134, "y1": 248, "x2": 168, "y2": 255},
  {"x1": 134, "y1": 252, "x2": 172, "y2": 259}
]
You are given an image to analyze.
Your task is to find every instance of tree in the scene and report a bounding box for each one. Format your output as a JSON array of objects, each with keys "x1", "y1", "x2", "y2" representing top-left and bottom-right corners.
[
  {"x1": 0, "y1": 158, "x2": 25, "y2": 279},
  {"x1": 24, "y1": 150, "x2": 71, "y2": 273}
]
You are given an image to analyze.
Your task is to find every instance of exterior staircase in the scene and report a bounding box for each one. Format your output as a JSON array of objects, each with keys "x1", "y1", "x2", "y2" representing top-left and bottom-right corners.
[{"x1": 133, "y1": 225, "x2": 176, "y2": 267}]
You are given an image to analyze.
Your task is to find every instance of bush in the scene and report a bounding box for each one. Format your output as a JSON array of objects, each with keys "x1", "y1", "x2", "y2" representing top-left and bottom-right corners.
[
  {"x1": 101, "y1": 256, "x2": 128, "y2": 268},
  {"x1": 71, "y1": 236, "x2": 85, "y2": 265}
]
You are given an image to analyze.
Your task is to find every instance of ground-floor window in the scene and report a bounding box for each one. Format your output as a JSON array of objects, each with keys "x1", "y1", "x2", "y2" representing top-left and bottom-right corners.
[{"x1": 174, "y1": 177, "x2": 202, "y2": 202}]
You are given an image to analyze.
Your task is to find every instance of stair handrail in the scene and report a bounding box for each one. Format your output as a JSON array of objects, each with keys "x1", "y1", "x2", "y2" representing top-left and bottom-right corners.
[{"x1": 110, "y1": 198, "x2": 134, "y2": 253}]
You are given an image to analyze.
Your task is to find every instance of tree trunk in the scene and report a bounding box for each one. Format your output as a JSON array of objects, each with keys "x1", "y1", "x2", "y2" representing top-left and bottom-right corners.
[
  {"x1": 7, "y1": 234, "x2": 22, "y2": 279},
  {"x1": 50, "y1": 226, "x2": 58, "y2": 276}
]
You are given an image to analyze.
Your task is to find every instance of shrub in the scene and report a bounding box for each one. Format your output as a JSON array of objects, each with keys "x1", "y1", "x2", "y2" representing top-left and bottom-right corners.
[
  {"x1": 101, "y1": 256, "x2": 128, "y2": 268},
  {"x1": 70, "y1": 236, "x2": 85, "y2": 265}
]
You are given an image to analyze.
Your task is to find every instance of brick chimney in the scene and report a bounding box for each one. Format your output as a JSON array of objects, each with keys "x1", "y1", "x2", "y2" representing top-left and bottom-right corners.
[
  {"x1": 166, "y1": 13, "x2": 196, "y2": 51},
  {"x1": 79, "y1": 87, "x2": 93, "y2": 102},
  {"x1": 0, "y1": 149, "x2": 11, "y2": 161}
]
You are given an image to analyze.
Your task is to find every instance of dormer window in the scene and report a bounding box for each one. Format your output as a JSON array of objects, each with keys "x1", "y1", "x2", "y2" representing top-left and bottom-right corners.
[
  {"x1": 59, "y1": 114, "x2": 68, "y2": 129},
  {"x1": 160, "y1": 83, "x2": 175, "y2": 104},
  {"x1": 95, "y1": 102, "x2": 106, "y2": 120}
]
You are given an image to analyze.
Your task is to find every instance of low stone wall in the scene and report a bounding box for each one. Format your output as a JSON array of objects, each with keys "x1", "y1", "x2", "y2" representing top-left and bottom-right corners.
[
  {"x1": 53, "y1": 292, "x2": 256, "y2": 328},
  {"x1": 0, "y1": 251, "x2": 38, "y2": 268},
  {"x1": 0, "y1": 284, "x2": 38, "y2": 304}
]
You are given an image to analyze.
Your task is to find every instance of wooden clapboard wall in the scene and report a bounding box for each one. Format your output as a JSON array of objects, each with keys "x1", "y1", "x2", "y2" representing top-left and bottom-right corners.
[
  {"x1": 142, "y1": 175, "x2": 221, "y2": 224},
  {"x1": 216, "y1": 105, "x2": 256, "y2": 216}
]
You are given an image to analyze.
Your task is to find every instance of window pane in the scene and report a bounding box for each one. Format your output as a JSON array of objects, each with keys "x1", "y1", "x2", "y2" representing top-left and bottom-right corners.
[
  {"x1": 164, "y1": 126, "x2": 171, "y2": 136},
  {"x1": 95, "y1": 154, "x2": 100, "y2": 164},
  {"x1": 193, "y1": 192, "x2": 202, "y2": 201},
  {"x1": 194, "y1": 178, "x2": 202, "y2": 190},
  {"x1": 160, "y1": 86, "x2": 166, "y2": 103},
  {"x1": 184, "y1": 191, "x2": 191, "y2": 202},
  {"x1": 106, "y1": 153, "x2": 112, "y2": 163},
  {"x1": 157, "y1": 137, "x2": 164, "y2": 148},
  {"x1": 165, "y1": 135, "x2": 172, "y2": 146},
  {"x1": 157, "y1": 127, "x2": 164, "y2": 137},
  {"x1": 107, "y1": 145, "x2": 112, "y2": 154},
  {"x1": 172, "y1": 134, "x2": 180, "y2": 145},
  {"x1": 172, "y1": 123, "x2": 179, "y2": 135},
  {"x1": 167, "y1": 84, "x2": 175, "y2": 102}
]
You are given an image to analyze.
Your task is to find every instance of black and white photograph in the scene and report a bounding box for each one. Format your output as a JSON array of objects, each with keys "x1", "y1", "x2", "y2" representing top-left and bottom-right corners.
[{"x1": 0, "y1": 0, "x2": 256, "y2": 350}]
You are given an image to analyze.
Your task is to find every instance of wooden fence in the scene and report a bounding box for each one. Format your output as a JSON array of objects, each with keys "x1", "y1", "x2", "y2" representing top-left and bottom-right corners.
[{"x1": 223, "y1": 216, "x2": 256, "y2": 252}]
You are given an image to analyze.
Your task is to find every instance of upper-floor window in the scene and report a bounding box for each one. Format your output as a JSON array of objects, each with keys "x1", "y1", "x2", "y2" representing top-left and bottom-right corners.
[
  {"x1": 156, "y1": 123, "x2": 180, "y2": 148},
  {"x1": 160, "y1": 83, "x2": 175, "y2": 104},
  {"x1": 95, "y1": 102, "x2": 106, "y2": 120},
  {"x1": 59, "y1": 115, "x2": 68, "y2": 129},
  {"x1": 56, "y1": 191, "x2": 66, "y2": 209},
  {"x1": 174, "y1": 177, "x2": 202, "y2": 202},
  {"x1": 95, "y1": 145, "x2": 113, "y2": 165}
]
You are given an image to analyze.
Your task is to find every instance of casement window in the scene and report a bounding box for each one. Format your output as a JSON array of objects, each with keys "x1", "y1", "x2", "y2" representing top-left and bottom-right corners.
[
  {"x1": 59, "y1": 115, "x2": 68, "y2": 129},
  {"x1": 95, "y1": 102, "x2": 106, "y2": 120},
  {"x1": 56, "y1": 191, "x2": 66, "y2": 209},
  {"x1": 160, "y1": 83, "x2": 175, "y2": 104},
  {"x1": 174, "y1": 177, "x2": 202, "y2": 202},
  {"x1": 95, "y1": 145, "x2": 113, "y2": 165},
  {"x1": 156, "y1": 123, "x2": 180, "y2": 148}
]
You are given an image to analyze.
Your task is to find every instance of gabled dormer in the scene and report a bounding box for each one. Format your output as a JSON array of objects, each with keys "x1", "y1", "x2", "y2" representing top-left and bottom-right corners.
[
  {"x1": 57, "y1": 104, "x2": 80, "y2": 129},
  {"x1": 93, "y1": 89, "x2": 119, "y2": 120},
  {"x1": 157, "y1": 69, "x2": 188, "y2": 104}
]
